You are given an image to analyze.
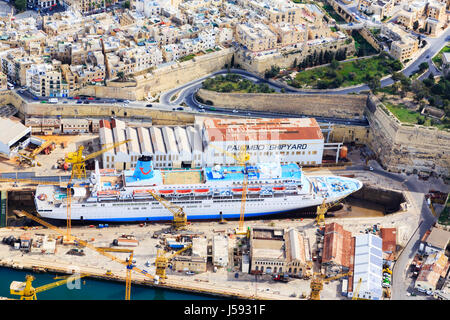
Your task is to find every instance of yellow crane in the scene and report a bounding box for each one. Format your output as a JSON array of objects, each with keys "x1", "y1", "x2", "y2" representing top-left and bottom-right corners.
[
  {"x1": 352, "y1": 277, "x2": 363, "y2": 300},
  {"x1": 14, "y1": 140, "x2": 55, "y2": 168},
  {"x1": 155, "y1": 244, "x2": 192, "y2": 279},
  {"x1": 65, "y1": 139, "x2": 131, "y2": 179},
  {"x1": 309, "y1": 272, "x2": 352, "y2": 300},
  {"x1": 146, "y1": 190, "x2": 187, "y2": 230},
  {"x1": 208, "y1": 143, "x2": 250, "y2": 235},
  {"x1": 315, "y1": 197, "x2": 345, "y2": 226},
  {"x1": 15, "y1": 210, "x2": 158, "y2": 297},
  {"x1": 10, "y1": 273, "x2": 87, "y2": 300}
]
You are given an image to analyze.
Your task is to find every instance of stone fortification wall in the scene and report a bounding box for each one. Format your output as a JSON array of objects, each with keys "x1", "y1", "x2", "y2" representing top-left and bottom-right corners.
[
  {"x1": 19, "y1": 102, "x2": 195, "y2": 125},
  {"x1": 75, "y1": 48, "x2": 234, "y2": 99},
  {"x1": 365, "y1": 94, "x2": 450, "y2": 177},
  {"x1": 234, "y1": 39, "x2": 355, "y2": 75},
  {"x1": 197, "y1": 89, "x2": 367, "y2": 119}
]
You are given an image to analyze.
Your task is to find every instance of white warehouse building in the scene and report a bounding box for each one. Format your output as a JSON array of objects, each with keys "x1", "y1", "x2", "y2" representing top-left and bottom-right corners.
[{"x1": 98, "y1": 117, "x2": 329, "y2": 171}]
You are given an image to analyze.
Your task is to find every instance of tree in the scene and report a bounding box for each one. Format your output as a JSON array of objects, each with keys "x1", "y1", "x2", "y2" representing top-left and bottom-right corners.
[
  {"x1": 13, "y1": 0, "x2": 27, "y2": 12},
  {"x1": 122, "y1": 0, "x2": 130, "y2": 8},
  {"x1": 264, "y1": 66, "x2": 280, "y2": 79},
  {"x1": 413, "y1": 20, "x2": 419, "y2": 31},
  {"x1": 330, "y1": 59, "x2": 339, "y2": 70},
  {"x1": 116, "y1": 71, "x2": 126, "y2": 82},
  {"x1": 418, "y1": 62, "x2": 429, "y2": 73},
  {"x1": 368, "y1": 76, "x2": 381, "y2": 93}
]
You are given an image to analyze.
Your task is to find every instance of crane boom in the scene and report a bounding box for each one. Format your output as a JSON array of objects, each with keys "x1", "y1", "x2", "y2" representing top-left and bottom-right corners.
[
  {"x1": 208, "y1": 143, "x2": 250, "y2": 234},
  {"x1": 146, "y1": 190, "x2": 186, "y2": 230},
  {"x1": 65, "y1": 139, "x2": 131, "y2": 179},
  {"x1": 15, "y1": 210, "x2": 156, "y2": 282},
  {"x1": 34, "y1": 274, "x2": 87, "y2": 294}
]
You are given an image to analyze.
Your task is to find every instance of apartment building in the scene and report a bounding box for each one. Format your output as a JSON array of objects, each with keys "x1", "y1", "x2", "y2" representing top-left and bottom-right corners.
[
  {"x1": 358, "y1": 0, "x2": 394, "y2": 19},
  {"x1": 236, "y1": 22, "x2": 278, "y2": 52},
  {"x1": 269, "y1": 23, "x2": 307, "y2": 47},
  {"x1": 381, "y1": 23, "x2": 419, "y2": 62},
  {"x1": 26, "y1": 63, "x2": 64, "y2": 97},
  {"x1": 242, "y1": 0, "x2": 306, "y2": 24}
]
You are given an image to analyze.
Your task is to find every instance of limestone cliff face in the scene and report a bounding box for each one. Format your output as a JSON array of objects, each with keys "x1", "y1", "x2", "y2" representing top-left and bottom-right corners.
[{"x1": 365, "y1": 94, "x2": 450, "y2": 178}]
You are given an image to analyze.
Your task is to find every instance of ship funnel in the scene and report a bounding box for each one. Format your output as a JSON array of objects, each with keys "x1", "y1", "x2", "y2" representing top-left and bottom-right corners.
[{"x1": 133, "y1": 155, "x2": 154, "y2": 180}]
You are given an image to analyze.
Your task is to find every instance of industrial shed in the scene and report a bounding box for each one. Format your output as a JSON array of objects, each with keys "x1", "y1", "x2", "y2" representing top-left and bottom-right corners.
[
  {"x1": 351, "y1": 234, "x2": 383, "y2": 300},
  {"x1": 0, "y1": 117, "x2": 32, "y2": 159}
]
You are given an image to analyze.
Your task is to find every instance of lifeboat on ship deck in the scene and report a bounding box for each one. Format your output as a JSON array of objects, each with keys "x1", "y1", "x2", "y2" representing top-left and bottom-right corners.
[
  {"x1": 193, "y1": 188, "x2": 209, "y2": 193},
  {"x1": 247, "y1": 187, "x2": 261, "y2": 193},
  {"x1": 159, "y1": 189, "x2": 174, "y2": 195},
  {"x1": 272, "y1": 186, "x2": 286, "y2": 192},
  {"x1": 176, "y1": 189, "x2": 191, "y2": 194}
]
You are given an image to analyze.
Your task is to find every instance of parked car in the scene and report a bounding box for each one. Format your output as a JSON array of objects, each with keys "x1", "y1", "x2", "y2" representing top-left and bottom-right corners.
[
  {"x1": 177, "y1": 107, "x2": 184, "y2": 110},
  {"x1": 87, "y1": 97, "x2": 94, "y2": 100},
  {"x1": 146, "y1": 104, "x2": 153, "y2": 107},
  {"x1": 77, "y1": 100, "x2": 82, "y2": 104}
]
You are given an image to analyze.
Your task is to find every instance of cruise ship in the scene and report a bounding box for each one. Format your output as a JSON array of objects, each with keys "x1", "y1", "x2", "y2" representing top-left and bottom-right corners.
[{"x1": 34, "y1": 156, "x2": 363, "y2": 222}]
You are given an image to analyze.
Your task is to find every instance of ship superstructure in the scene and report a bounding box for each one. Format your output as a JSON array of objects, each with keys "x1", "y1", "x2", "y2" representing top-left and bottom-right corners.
[{"x1": 34, "y1": 156, "x2": 362, "y2": 222}]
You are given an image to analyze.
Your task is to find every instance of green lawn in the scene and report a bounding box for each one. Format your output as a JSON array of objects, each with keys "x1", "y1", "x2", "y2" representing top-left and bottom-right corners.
[
  {"x1": 432, "y1": 44, "x2": 450, "y2": 69},
  {"x1": 203, "y1": 74, "x2": 276, "y2": 93},
  {"x1": 383, "y1": 101, "x2": 448, "y2": 130},
  {"x1": 292, "y1": 55, "x2": 399, "y2": 88},
  {"x1": 179, "y1": 54, "x2": 196, "y2": 62},
  {"x1": 383, "y1": 102, "x2": 421, "y2": 123}
]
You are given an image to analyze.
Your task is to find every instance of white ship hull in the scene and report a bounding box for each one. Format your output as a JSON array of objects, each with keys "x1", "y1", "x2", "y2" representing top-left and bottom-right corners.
[
  {"x1": 36, "y1": 194, "x2": 332, "y2": 222},
  {"x1": 34, "y1": 157, "x2": 363, "y2": 222}
]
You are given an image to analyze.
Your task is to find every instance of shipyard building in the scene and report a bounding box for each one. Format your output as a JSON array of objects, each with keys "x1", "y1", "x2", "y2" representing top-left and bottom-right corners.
[{"x1": 99, "y1": 117, "x2": 326, "y2": 170}]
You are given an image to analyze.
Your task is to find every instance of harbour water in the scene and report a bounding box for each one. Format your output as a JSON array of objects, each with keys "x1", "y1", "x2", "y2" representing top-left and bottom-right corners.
[{"x1": 0, "y1": 267, "x2": 221, "y2": 300}]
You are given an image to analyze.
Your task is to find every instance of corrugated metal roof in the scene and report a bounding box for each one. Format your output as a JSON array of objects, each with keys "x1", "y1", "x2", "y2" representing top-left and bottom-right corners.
[
  {"x1": 173, "y1": 126, "x2": 191, "y2": 155},
  {"x1": 353, "y1": 234, "x2": 383, "y2": 300},
  {"x1": 0, "y1": 117, "x2": 31, "y2": 146},
  {"x1": 111, "y1": 119, "x2": 128, "y2": 154},
  {"x1": 150, "y1": 126, "x2": 166, "y2": 154},
  {"x1": 161, "y1": 126, "x2": 178, "y2": 154},
  {"x1": 126, "y1": 127, "x2": 140, "y2": 154},
  {"x1": 186, "y1": 126, "x2": 203, "y2": 153},
  {"x1": 137, "y1": 127, "x2": 153, "y2": 155},
  {"x1": 99, "y1": 121, "x2": 114, "y2": 150}
]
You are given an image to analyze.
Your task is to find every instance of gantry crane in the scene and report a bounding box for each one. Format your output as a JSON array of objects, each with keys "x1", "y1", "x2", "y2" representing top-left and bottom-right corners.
[
  {"x1": 155, "y1": 244, "x2": 192, "y2": 279},
  {"x1": 65, "y1": 139, "x2": 131, "y2": 180},
  {"x1": 10, "y1": 273, "x2": 87, "y2": 300},
  {"x1": 208, "y1": 143, "x2": 250, "y2": 235},
  {"x1": 15, "y1": 210, "x2": 157, "y2": 298},
  {"x1": 315, "y1": 197, "x2": 345, "y2": 226},
  {"x1": 309, "y1": 272, "x2": 352, "y2": 300},
  {"x1": 146, "y1": 190, "x2": 187, "y2": 230}
]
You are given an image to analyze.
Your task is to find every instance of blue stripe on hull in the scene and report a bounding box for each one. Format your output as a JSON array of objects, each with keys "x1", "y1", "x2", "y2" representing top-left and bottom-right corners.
[{"x1": 77, "y1": 210, "x2": 293, "y2": 222}]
